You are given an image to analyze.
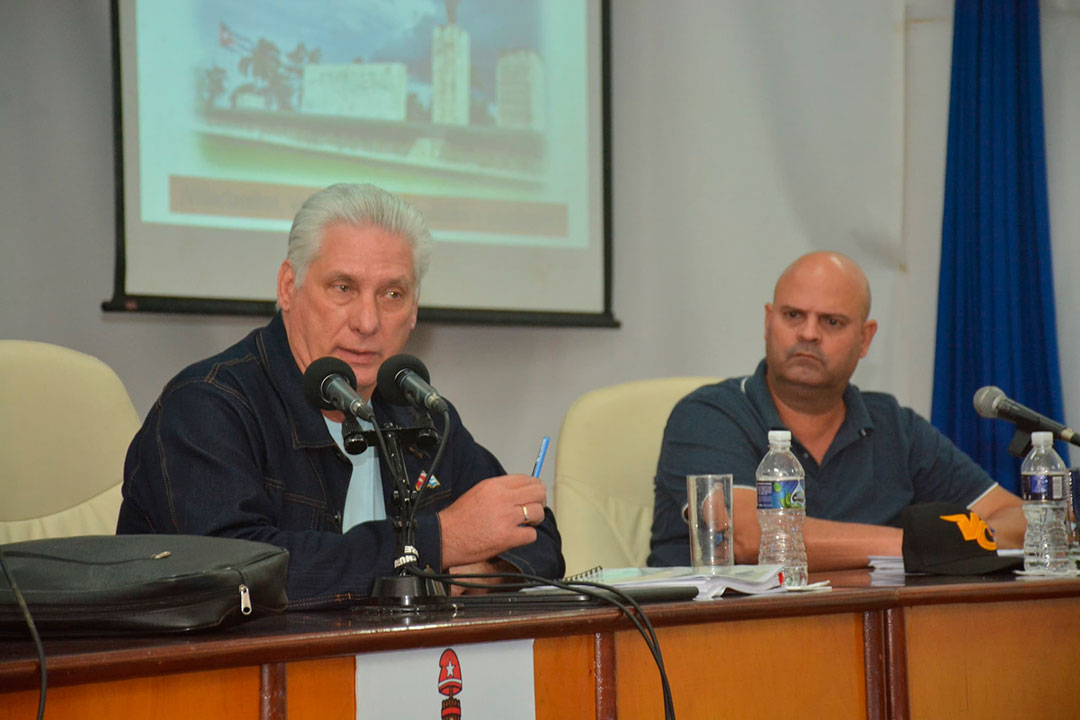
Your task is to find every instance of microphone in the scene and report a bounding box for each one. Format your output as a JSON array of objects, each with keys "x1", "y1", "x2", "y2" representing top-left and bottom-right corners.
[
  {"x1": 302, "y1": 356, "x2": 375, "y2": 422},
  {"x1": 972, "y1": 385, "x2": 1080, "y2": 447},
  {"x1": 376, "y1": 354, "x2": 449, "y2": 413}
]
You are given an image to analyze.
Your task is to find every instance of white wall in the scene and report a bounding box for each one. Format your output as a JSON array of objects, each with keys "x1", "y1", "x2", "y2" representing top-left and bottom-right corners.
[
  {"x1": 2, "y1": 0, "x2": 1078, "y2": 486},
  {"x1": 1043, "y1": 0, "x2": 1080, "y2": 466}
]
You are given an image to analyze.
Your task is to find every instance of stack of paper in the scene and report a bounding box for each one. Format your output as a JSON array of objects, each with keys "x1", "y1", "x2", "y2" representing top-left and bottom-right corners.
[
  {"x1": 867, "y1": 555, "x2": 908, "y2": 585},
  {"x1": 573, "y1": 565, "x2": 785, "y2": 600}
]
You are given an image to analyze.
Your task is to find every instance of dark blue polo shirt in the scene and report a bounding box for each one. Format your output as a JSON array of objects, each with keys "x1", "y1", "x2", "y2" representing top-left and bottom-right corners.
[{"x1": 648, "y1": 359, "x2": 997, "y2": 566}]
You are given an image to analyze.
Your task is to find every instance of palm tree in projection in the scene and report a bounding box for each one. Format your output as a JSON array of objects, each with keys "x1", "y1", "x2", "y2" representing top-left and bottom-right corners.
[{"x1": 233, "y1": 37, "x2": 292, "y2": 111}]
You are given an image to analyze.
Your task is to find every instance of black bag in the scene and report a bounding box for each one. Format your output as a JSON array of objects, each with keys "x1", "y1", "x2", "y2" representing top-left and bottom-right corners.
[{"x1": 0, "y1": 534, "x2": 289, "y2": 636}]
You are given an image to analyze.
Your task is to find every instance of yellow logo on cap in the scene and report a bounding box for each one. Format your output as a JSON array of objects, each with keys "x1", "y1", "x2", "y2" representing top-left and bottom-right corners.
[{"x1": 940, "y1": 511, "x2": 997, "y2": 551}]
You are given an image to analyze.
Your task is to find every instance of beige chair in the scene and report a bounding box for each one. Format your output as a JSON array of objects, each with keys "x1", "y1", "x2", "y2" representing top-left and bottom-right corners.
[
  {"x1": 552, "y1": 377, "x2": 720, "y2": 575},
  {"x1": 0, "y1": 341, "x2": 141, "y2": 543}
]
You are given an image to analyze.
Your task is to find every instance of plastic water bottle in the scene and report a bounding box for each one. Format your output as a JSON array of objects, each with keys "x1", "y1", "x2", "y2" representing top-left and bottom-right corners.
[
  {"x1": 756, "y1": 430, "x2": 808, "y2": 587},
  {"x1": 1019, "y1": 431, "x2": 1072, "y2": 575}
]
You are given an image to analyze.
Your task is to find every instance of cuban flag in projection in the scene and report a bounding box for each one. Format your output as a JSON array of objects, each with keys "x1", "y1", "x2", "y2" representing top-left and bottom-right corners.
[{"x1": 931, "y1": 0, "x2": 1067, "y2": 493}]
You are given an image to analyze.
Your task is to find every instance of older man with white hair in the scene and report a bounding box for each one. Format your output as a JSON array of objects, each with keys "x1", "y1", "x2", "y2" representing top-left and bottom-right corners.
[{"x1": 118, "y1": 183, "x2": 563, "y2": 603}]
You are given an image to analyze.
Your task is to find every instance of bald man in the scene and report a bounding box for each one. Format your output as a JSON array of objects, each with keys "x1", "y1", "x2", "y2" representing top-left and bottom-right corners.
[{"x1": 648, "y1": 252, "x2": 1024, "y2": 570}]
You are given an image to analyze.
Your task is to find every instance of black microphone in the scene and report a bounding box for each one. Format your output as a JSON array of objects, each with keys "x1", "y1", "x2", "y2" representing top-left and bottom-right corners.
[
  {"x1": 972, "y1": 385, "x2": 1080, "y2": 447},
  {"x1": 376, "y1": 354, "x2": 449, "y2": 413},
  {"x1": 302, "y1": 356, "x2": 375, "y2": 422}
]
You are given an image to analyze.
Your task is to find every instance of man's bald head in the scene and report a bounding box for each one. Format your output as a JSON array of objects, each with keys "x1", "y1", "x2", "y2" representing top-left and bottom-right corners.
[
  {"x1": 773, "y1": 251, "x2": 872, "y2": 322},
  {"x1": 764, "y1": 250, "x2": 878, "y2": 403}
]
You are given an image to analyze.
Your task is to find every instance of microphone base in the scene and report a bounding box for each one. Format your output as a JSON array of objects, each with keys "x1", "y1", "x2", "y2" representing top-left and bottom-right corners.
[{"x1": 369, "y1": 574, "x2": 447, "y2": 610}]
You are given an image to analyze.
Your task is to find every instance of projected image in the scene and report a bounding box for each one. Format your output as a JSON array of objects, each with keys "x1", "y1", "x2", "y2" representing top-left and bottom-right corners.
[
  {"x1": 199, "y1": 0, "x2": 546, "y2": 183},
  {"x1": 136, "y1": 0, "x2": 587, "y2": 246},
  {"x1": 115, "y1": 0, "x2": 607, "y2": 317}
]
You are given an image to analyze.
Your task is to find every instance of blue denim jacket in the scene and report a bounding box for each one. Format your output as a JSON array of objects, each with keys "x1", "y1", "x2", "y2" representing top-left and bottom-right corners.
[{"x1": 117, "y1": 314, "x2": 563, "y2": 607}]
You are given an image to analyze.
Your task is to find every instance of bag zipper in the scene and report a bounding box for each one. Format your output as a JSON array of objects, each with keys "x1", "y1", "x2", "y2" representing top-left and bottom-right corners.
[{"x1": 238, "y1": 584, "x2": 252, "y2": 615}]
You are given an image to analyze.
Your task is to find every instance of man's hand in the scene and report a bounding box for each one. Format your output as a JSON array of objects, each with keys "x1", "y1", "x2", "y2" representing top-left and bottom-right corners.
[
  {"x1": 970, "y1": 485, "x2": 1025, "y2": 548},
  {"x1": 446, "y1": 558, "x2": 519, "y2": 596},
  {"x1": 438, "y1": 474, "x2": 547, "y2": 569}
]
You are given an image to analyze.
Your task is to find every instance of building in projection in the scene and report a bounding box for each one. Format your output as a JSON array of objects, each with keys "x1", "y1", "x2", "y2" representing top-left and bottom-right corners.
[
  {"x1": 432, "y1": 22, "x2": 470, "y2": 126},
  {"x1": 495, "y1": 50, "x2": 545, "y2": 131},
  {"x1": 300, "y1": 63, "x2": 407, "y2": 121}
]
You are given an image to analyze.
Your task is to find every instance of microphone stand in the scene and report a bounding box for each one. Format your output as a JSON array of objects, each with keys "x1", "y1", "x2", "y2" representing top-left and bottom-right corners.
[
  {"x1": 370, "y1": 423, "x2": 445, "y2": 608},
  {"x1": 344, "y1": 413, "x2": 448, "y2": 609}
]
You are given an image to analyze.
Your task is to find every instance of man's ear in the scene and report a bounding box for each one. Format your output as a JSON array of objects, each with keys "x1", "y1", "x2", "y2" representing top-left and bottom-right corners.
[
  {"x1": 763, "y1": 302, "x2": 773, "y2": 340},
  {"x1": 277, "y1": 261, "x2": 295, "y2": 311},
  {"x1": 859, "y1": 319, "x2": 878, "y2": 358}
]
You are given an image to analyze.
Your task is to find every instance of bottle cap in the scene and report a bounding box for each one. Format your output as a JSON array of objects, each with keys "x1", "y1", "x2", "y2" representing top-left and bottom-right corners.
[
  {"x1": 1031, "y1": 431, "x2": 1053, "y2": 446},
  {"x1": 768, "y1": 430, "x2": 791, "y2": 444}
]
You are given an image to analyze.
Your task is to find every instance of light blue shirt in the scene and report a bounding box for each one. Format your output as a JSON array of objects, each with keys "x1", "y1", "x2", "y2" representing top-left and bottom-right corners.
[{"x1": 324, "y1": 416, "x2": 386, "y2": 531}]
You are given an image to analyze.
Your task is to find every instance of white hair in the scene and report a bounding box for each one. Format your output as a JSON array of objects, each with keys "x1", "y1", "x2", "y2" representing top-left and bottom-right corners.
[{"x1": 285, "y1": 183, "x2": 432, "y2": 291}]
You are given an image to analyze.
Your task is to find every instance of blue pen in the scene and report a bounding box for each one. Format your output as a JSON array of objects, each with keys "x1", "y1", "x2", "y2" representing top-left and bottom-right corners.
[{"x1": 531, "y1": 435, "x2": 550, "y2": 478}]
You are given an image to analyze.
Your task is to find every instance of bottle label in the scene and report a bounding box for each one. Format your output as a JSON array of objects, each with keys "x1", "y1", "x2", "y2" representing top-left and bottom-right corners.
[
  {"x1": 756, "y1": 479, "x2": 806, "y2": 510},
  {"x1": 1021, "y1": 473, "x2": 1065, "y2": 501}
]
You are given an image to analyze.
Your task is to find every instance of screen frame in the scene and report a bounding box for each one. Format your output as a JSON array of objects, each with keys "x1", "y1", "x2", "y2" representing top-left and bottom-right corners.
[{"x1": 102, "y1": 0, "x2": 617, "y2": 328}]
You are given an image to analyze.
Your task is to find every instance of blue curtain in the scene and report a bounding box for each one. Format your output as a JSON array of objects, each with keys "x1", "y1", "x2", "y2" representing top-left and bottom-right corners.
[{"x1": 931, "y1": 0, "x2": 1064, "y2": 494}]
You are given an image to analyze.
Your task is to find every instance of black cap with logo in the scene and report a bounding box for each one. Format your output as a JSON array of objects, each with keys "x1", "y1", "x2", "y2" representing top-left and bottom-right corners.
[{"x1": 901, "y1": 502, "x2": 1023, "y2": 575}]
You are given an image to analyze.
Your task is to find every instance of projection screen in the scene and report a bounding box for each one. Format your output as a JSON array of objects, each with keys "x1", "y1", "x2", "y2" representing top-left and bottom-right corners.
[{"x1": 105, "y1": 0, "x2": 614, "y2": 326}]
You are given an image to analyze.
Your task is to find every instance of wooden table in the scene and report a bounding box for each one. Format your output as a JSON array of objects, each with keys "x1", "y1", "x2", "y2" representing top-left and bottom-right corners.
[{"x1": 2, "y1": 572, "x2": 1078, "y2": 720}]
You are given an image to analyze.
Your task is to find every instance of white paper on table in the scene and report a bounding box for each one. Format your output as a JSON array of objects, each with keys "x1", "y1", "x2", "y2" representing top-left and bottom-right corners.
[{"x1": 555, "y1": 564, "x2": 784, "y2": 599}]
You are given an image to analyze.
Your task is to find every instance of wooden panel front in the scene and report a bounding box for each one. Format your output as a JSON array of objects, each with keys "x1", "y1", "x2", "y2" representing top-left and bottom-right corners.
[
  {"x1": 614, "y1": 612, "x2": 868, "y2": 719},
  {"x1": 534, "y1": 633, "x2": 599, "y2": 719},
  {"x1": 904, "y1": 597, "x2": 1080, "y2": 720},
  {"x1": 0, "y1": 666, "x2": 259, "y2": 720},
  {"x1": 287, "y1": 656, "x2": 355, "y2": 720}
]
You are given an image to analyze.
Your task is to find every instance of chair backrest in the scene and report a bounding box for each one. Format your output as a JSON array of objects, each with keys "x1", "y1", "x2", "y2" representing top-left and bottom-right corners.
[
  {"x1": 0, "y1": 341, "x2": 141, "y2": 543},
  {"x1": 552, "y1": 377, "x2": 720, "y2": 576}
]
